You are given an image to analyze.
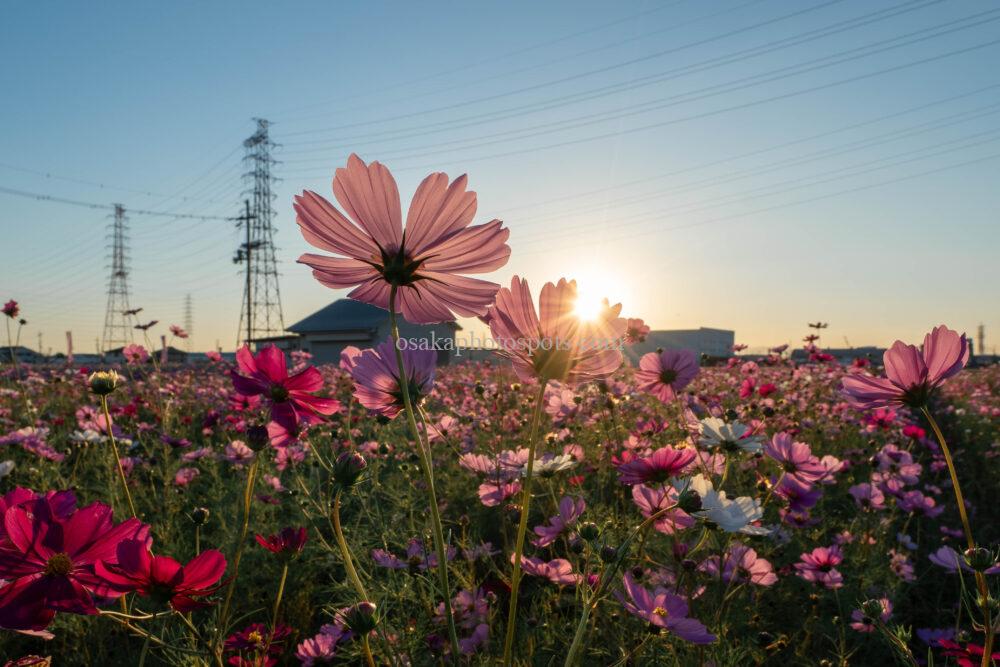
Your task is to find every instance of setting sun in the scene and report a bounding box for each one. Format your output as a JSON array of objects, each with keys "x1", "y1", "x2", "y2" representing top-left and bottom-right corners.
[{"x1": 572, "y1": 268, "x2": 627, "y2": 321}]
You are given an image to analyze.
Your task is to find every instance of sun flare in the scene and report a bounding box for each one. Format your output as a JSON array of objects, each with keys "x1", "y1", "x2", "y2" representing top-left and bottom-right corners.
[{"x1": 572, "y1": 268, "x2": 627, "y2": 321}]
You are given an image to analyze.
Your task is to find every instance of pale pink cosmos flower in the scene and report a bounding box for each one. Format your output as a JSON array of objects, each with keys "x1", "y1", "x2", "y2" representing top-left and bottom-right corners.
[
  {"x1": 636, "y1": 349, "x2": 699, "y2": 403},
  {"x1": 512, "y1": 555, "x2": 581, "y2": 586},
  {"x1": 350, "y1": 338, "x2": 436, "y2": 419},
  {"x1": 616, "y1": 573, "x2": 716, "y2": 644},
  {"x1": 483, "y1": 276, "x2": 627, "y2": 385},
  {"x1": 295, "y1": 154, "x2": 510, "y2": 324},
  {"x1": 631, "y1": 484, "x2": 695, "y2": 534},
  {"x1": 532, "y1": 496, "x2": 585, "y2": 547},
  {"x1": 699, "y1": 544, "x2": 778, "y2": 586},
  {"x1": 224, "y1": 440, "x2": 254, "y2": 467},
  {"x1": 764, "y1": 433, "x2": 828, "y2": 486},
  {"x1": 625, "y1": 318, "x2": 651, "y2": 344},
  {"x1": 122, "y1": 344, "x2": 149, "y2": 365},
  {"x1": 841, "y1": 325, "x2": 969, "y2": 409},
  {"x1": 339, "y1": 345, "x2": 363, "y2": 374}
]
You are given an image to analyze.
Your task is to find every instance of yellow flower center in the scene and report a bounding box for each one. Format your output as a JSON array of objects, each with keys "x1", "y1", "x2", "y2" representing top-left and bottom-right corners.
[
  {"x1": 247, "y1": 630, "x2": 263, "y2": 646},
  {"x1": 652, "y1": 606, "x2": 668, "y2": 617}
]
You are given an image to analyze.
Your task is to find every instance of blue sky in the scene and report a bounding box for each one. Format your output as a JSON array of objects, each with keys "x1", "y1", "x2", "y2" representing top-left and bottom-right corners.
[{"x1": 2, "y1": 0, "x2": 998, "y2": 354}]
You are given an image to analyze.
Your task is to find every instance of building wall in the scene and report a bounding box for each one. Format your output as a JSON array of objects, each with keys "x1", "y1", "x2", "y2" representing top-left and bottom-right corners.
[
  {"x1": 625, "y1": 328, "x2": 735, "y2": 363},
  {"x1": 296, "y1": 322, "x2": 458, "y2": 366}
]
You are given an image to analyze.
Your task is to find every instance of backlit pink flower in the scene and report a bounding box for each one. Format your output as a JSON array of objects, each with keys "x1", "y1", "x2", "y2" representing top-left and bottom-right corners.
[
  {"x1": 2, "y1": 300, "x2": 18, "y2": 318},
  {"x1": 532, "y1": 496, "x2": 585, "y2": 547},
  {"x1": 617, "y1": 446, "x2": 696, "y2": 485},
  {"x1": 350, "y1": 338, "x2": 436, "y2": 419},
  {"x1": 794, "y1": 545, "x2": 844, "y2": 589},
  {"x1": 625, "y1": 318, "x2": 650, "y2": 344},
  {"x1": 231, "y1": 344, "x2": 341, "y2": 441},
  {"x1": 121, "y1": 344, "x2": 148, "y2": 365},
  {"x1": 635, "y1": 349, "x2": 698, "y2": 402},
  {"x1": 483, "y1": 276, "x2": 626, "y2": 385},
  {"x1": 764, "y1": 433, "x2": 828, "y2": 486},
  {"x1": 841, "y1": 325, "x2": 969, "y2": 409},
  {"x1": 169, "y1": 325, "x2": 188, "y2": 339},
  {"x1": 699, "y1": 544, "x2": 777, "y2": 586},
  {"x1": 616, "y1": 573, "x2": 715, "y2": 643},
  {"x1": 513, "y1": 555, "x2": 581, "y2": 586},
  {"x1": 295, "y1": 154, "x2": 510, "y2": 324}
]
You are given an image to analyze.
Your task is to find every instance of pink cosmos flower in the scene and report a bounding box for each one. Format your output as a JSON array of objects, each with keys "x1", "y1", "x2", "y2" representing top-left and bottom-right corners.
[
  {"x1": 841, "y1": 325, "x2": 969, "y2": 409},
  {"x1": 848, "y1": 483, "x2": 886, "y2": 511},
  {"x1": 631, "y1": 484, "x2": 695, "y2": 534},
  {"x1": 173, "y1": 467, "x2": 199, "y2": 486},
  {"x1": 372, "y1": 539, "x2": 456, "y2": 571},
  {"x1": 339, "y1": 345, "x2": 363, "y2": 373},
  {"x1": 224, "y1": 440, "x2": 255, "y2": 467},
  {"x1": 794, "y1": 545, "x2": 844, "y2": 589},
  {"x1": 94, "y1": 539, "x2": 225, "y2": 612},
  {"x1": 635, "y1": 349, "x2": 699, "y2": 402},
  {"x1": 512, "y1": 555, "x2": 581, "y2": 586},
  {"x1": 169, "y1": 325, "x2": 188, "y2": 339},
  {"x1": 483, "y1": 276, "x2": 626, "y2": 385},
  {"x1": 477, "y1": 481, "x2": 521, "y2": 507},
  {"x1": 295, "y1": 622, "x2": 352, "y2": 666},
  {"x1": 616, "y1": 573, "x2": 716, "y2": 644},
  {"x1": 205, "y1": 350, "x2": 222, "y2": 363},
  {"x1": 294, "y1": 154, "x2": 510, "y2": 324},
  {"x1": 231, "y1": 345, "x2": 341, "y2": 441},
  {"x1": 764, "y1": 433, "x2": 828, "y2": 486},
  {"x1": 122, "y1": 343, "x2": 149, "y2": 365},
  {"x1": 699, "y1": 544, "x2": 777, "y2": 586},
  {"x1": 616, "y1": 446, "x2": 696, "y2": 485},
  {"x1": 2, "y1": 300, "x2": 18, "y2": 318},
  {"x1": 532, "y1": 496, "x2": 585, "y2": 547},
  {"x1": 350, "y1": 338, "x2": 436, "y2": 419},
  {"x1": 625, "y1": 318, "x2": 651, "y2": 344},
  {"x1": 0, "y1": 495, "x2": 150, "y2": 630}
]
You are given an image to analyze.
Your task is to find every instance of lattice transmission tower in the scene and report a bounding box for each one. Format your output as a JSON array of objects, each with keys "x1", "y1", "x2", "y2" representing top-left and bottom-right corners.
[
  {"x1": 101, "y1": 204, "x2": 134, "y2": 353},
  {"x1": 183, "y1": 293, "x2": 193, "y2": 352},
  {"x1": 236, "y1": 118, "x2": 284, "y2": 347}
]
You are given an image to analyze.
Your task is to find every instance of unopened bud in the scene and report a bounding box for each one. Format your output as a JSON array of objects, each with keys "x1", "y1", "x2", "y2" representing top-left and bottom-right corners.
[
  {"x1": 677, "y1": 488, "x2": 702, "y2": 514},
  {"x1": 578, "y1": 521, "x2": 600, "y2": 541},
  {"x1": 245, "y1": 425, "x2": 269, "y2": 451},
  {"x1": 599, "y1": 545, "x2": 618, "y2": 563},
  {"x1": 333, "y1": 451, "x2": 367, "y2": 489},
  {"x1": 88, "y1": 370, "x2": 119, "y2": 396},
  {"x1": 860, "y1": 599, "x2": 884, "y2": 619},
  {"x1": 964, "y1": 546, "x2": 995, "y2": 572},
  {"x1": 191, "y1": 507, "x2": 210, "y2": 525},
  {"x1": 342, "y1": 602, "x2": 378, "y2": 635}
]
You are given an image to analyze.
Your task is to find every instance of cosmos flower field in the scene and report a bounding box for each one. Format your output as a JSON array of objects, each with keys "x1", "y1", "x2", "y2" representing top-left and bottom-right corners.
[{"x1": 1, "y1": 156, "x2": 998, "y2": 666}]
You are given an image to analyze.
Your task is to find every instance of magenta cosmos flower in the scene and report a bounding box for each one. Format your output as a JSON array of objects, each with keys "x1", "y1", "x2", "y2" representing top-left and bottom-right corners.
[
  {"x1": 635, "y1": 349, "x2": 699, "y2": 402},
  {"x1": 841, "y1": 325, "x2": 969, "y2": 409},
  {"x1": 617, "y1": 573, "x2": 715, "y2": 644},
  {"x1": 94, "y1": 539, "x2": 226, "y2": 612},
  {"x1": 484, "y1": 276, "x2": 627, "y2": 385},
  {"x1": 231, "y1": 344, "x2": 341, "y2": 437},
  {"x1": 350, "y1": 338, "x2": 436, "y2": 419},
  {"x1": 617, "y1": 446, "x2": 696, "y2": 485},
  {"x1": 0, "y1": 494, "x2": 150, "y2": 630},
  {"x1": 2, "y1": 300, "x2": 18, "y2": 319},
  {"x1": 294, "y1": 154, "x2": 510, "y2": 324},
  {"x1": 794, "y1": 545, "x2": 844, "y2": 589},
  {"x1": 255, "y1": 527, "x2": 308, "y2": 557}
]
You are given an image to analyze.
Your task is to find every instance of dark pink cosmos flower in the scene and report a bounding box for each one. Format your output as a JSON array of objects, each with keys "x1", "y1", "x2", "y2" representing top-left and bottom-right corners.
[
  {"x1": 937, "y1": 639, "x2": 1000, "y2": 667},
  {"x1": 231, "y1": 345, "x2": 341, "y2": 440},
  {"x1": 2, "y1": 300, "x2": 18, "y2": 318},
  {"x1": 764, "y1": 433, "x2": 828, "y2": 486},
  {"x1": 842, "y1": 325, "x2": 969, "y2": 409},
  {"x1": 616, "y1": 446, "x2": 696, "y2": 486},
  {"x1": 255, "y1": 527, "x2": 307, "y2": 557},
  {"x1": 794, "y1": 545, "x2": 844, "y2": 589},
  {"x1": 224, "y1": 622, "x2": 293, "y2": 667},
  {"x1": 483, "y1": 276, "x2": 626, "y2": 385},
  {"x1": 635, "y1": 349, "x2": 698, "y2": 403},
  {"x1": 350, "y1": 338, "x2": 436, "y2": 419},
  {"x1": 616, "y1": 573, "x2": 715, "y2": 644},
  {"x1": 532, "y1": 496, "x2": 585, "y2": 548},
  {"x1": 94, "y1": 539, "x2": 225, "y2": 612},
  {"x1": 294, "y1": 154, "x2": 510, "y2": 324},
  {"x1": 0, "y1": 496, "x2": 150, "y2": 630}
]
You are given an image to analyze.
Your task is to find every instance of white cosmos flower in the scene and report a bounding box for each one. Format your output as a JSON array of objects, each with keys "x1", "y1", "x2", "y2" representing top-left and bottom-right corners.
[
  {"x1": 675, "y1": 474, "x2": 769, "y2": 536},
  {"x1": 524, "y1": 453, "x2": 577, "y2": 477},
  {"x1": 70, "y1": 429, "x2": 105, "y2": 444},
  {"x1": 0, "y1": 460, "x2": 13, "y2": 479},
  {"x1": 698, "y1": 417, "x2": 763, "y2": 454}
]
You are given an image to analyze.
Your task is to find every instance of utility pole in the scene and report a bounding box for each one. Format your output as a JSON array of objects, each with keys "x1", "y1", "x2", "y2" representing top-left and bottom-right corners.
[
  {"x1": 101, "y1": 204, "x2": 134, "y2": 353},
  {"x1": 233, "y1": 199, "x2": 259, "y2": 348},
  {"x1": 37, "y1": 332, "x2": 42, "y2": 356},
  {"x1": 183, "y1": 293, "x2": 193, "y2": 352}
]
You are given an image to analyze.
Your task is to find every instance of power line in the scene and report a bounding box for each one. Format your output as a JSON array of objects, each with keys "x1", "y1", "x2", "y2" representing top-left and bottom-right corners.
[{"x1": 0, "y1": 185, "x2": 239, "y2": 220}]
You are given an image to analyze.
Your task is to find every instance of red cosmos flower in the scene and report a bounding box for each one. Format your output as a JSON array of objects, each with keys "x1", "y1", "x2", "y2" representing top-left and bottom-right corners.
[
  {"x1": 937, "y1": 639, "x2": 1000, "y2": 667},
  {"x1": 94, "y1": 539, "x2": 226, "y2": 611},
  {"x1": 231, "y1": 345, "x2": 341, "y2": 443},
  {"x1": 0, "y1": 494, "x2": 150, "y2": 630},
  {"x1": 255, "y1": 527, "x2": 308, "y2": 557},
  {"x1": 616, "y1": 447, "x2": 696, "y2": 486}
]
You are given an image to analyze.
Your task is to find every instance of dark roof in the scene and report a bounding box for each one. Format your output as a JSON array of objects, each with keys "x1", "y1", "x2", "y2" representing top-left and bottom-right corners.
[{"x1": 288, "y1": 299, "x2": 460, "y2": 333}]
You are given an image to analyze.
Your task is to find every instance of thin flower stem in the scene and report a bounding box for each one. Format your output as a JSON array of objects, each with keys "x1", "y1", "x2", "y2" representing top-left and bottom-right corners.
[
  {"x1": 100, "y1": 395, "x2": 137, "y2": 518},
  {"x1": 214, "y1": 453, "x2": 260, "y2": 657},
  {"x1": 921, "y1": 406, "x2": 994, "y2": 666},
  {"x1": 271, "y1": 563, "x2": 289, "y2": 630},
  {"x1": 387, "y1": 285, "x2": 461, "y2": 663},
  {"x1": 332, "y1": 490, "x2": 369, "y2": 600},
  {"x1": 563, "y1": 502, "x2": 679, "y2": 667},
  {"x1": 362, "y1": 635, "x2": 376, "y2": 667},
  {"x1": 502, "y1": 381, "x2": 548, "y2": 666}
]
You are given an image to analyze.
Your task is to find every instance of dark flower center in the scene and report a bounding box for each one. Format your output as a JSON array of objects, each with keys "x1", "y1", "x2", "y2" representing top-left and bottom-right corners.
[
  {"x1": 379, "y1": 247, "x2": 424, "y2": 287},
  {"x1": 44, "y1": 552, "x2": 73, "y2": 576},
  {"x1": 270, "y1": 385, "x2": 289, "y2": 402},
  {"x1": 782, "y1": 461, "x2": 798, "y2": 473},
  {"x1": 900, "y1": 383, "x2": 933, "y2": 409},
  {"x1": 391, "y1": 377, "x2": 426, "y2": 408},
  {"x1": 532, "y1": 346, "x2": 575, "y2": 383},
  {"x1": 659, "y1": 369, "x2": 678, "y2": 385}
]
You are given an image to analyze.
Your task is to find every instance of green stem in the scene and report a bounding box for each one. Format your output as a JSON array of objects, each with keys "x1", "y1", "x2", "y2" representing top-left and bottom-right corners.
[
  {"x1": 387, "y1": 285, "x2": 461, "y2": 663},
  {"x1": 362, "y1": 635, "x2": 376, "y2": 667},
  {"x1": 921, "y1": 406, "x2": 994, "y2": 666},
  {"x1": 100, "y1": 395, "x2": 137, "y2": 518},
  {"x1": 332, "y1": 490, "x2": 369, "y2": 600},
  {"x1": 502, "y1": 382, "x2": 549, "y2": 666},
  {"x1": 271, "y1": 563, "x2": 289, "y2": 629}
]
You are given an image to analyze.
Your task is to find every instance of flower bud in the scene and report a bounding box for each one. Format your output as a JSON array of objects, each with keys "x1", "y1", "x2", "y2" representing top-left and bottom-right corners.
[
  {"x1": 578, "y1": 521, "x2": 600, "y2": 541},
  {"x1": 191, "y1": 507, "x2": 210, "y2": 525},
  {"x1": 474, "y1": 383, "x2": 485, "y2": 395},
  {"x1": 599, "y1": 544, "x2": 618, "y2": 563},
  {"x1": 245, "y1": 425, "x2": 269, "y2": 452},
  {"x1": 677, "y1": 488, "x2": 702, "y2": 514},
  {"x1": 88, "y1": 370, "x2": 119, "y2": 396},
  {"x1": 342, "y1": 602, "x2": 378, "y2": 635},
  {"x1": 964, "y1": 546, "x2": 996, "y2": 572},
  {"x1": 860, "y1": 599, "x2": 884, "y2": 619},
  {"x1": 333, "y1": 451, "x2": 367, "y2": 489}
]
